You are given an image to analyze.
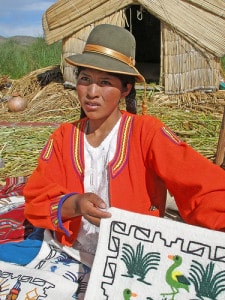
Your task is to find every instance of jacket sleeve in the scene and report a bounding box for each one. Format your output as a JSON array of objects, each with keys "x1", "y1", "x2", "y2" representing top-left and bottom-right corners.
[
  {"x1": 23, "y1": 124, "x2": 82, "y2": 246},
  {"x1": 147, "y1": 124, "x2": 225, "y2": 232}
]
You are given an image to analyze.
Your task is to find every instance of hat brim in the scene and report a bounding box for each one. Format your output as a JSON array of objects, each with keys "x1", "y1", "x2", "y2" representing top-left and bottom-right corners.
[{"x1": 65, "y1": 52, "x2": 145, "y2": 83}]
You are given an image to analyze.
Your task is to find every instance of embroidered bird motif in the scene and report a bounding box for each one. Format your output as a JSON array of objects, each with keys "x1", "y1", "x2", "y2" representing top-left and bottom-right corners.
[
  {"x1": 123, "y1": 288, "x2": 137, "y2": 300},
  {"x1": 161, "y1": 254, "x2": 190, "y2": 300}
]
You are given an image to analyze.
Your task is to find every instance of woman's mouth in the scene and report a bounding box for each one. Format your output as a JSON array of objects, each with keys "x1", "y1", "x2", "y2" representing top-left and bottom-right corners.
[{"x1": 85, "y1": 101, "x2": 100, "y2": 110}]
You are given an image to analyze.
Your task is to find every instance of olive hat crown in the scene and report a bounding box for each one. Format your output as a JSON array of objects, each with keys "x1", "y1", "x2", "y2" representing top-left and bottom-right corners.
[{"x1": 65, "y1": 24, "x2": 144, "y2": 82}]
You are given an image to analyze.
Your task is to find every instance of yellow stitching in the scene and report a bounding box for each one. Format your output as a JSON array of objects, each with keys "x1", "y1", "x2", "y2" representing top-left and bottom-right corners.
[
  {"x1": 73, "y1": 122, "x2": 83, "y2": 175},
  {"x1": 43, "y1": 139, "x2": 54, "y2": 160},
  {"x1": 112, "y1": 116, "x2": 131, "y2": 174},
  {"x1": 162, "y1": 127, "x2": 181, "y2": 144}
]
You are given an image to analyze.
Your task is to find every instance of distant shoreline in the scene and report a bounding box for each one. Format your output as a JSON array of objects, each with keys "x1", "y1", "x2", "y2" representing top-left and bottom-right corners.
[{"x1": 0, "y1": 36, "x2": 38, "y2": 46}]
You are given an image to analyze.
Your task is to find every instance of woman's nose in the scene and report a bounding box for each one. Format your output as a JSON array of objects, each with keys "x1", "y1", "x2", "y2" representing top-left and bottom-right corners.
[{"x1": 87, "y1": 83, "x2": 100, "y2": 98}]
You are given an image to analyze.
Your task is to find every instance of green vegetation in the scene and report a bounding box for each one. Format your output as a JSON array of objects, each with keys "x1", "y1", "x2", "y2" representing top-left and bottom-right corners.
[{"x1": 0, "y1": 37, "x2": 61, "y2": 79}]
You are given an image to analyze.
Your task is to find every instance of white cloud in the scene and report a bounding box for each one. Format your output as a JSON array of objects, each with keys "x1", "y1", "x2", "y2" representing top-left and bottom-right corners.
[
  {"x1": 0, "y1": 0, "x2": 55, "y2": 14},
  {"x1": 0, "y1": 0, "x2": 55, "y2": 37}
]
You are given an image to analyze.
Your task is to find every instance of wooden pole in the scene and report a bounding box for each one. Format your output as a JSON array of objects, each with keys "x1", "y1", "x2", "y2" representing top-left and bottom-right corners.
[{"x1": 215, "y1": 105, "x2": 225, "y2": 166}]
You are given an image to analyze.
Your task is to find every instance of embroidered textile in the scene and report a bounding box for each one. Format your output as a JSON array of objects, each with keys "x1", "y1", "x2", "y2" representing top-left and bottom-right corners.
[
  {"x1": 85, "y1": 207, "x2": 225, "y2": 300},
  {"x1": 0, "y1": 177, "x2": 33, "y2": 244}
]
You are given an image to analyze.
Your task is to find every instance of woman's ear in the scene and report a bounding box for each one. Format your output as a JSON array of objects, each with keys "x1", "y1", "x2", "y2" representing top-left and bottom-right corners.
[{"x1": 121, "y1": 83, "x2": 132, "y2": 98}]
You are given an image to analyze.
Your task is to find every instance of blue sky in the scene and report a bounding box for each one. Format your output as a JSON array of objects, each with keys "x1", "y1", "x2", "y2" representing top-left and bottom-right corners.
[{"x1": 0, "y1": 0, "x2": 56, "y2": 37}]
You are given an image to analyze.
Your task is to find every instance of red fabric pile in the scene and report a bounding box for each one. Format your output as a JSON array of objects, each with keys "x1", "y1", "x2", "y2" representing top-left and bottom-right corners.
[{"x1": 0, "y1": 177, "x2": 34, "y2": 244}]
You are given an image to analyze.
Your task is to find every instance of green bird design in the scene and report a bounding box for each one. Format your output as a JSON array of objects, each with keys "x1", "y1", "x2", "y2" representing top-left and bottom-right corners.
[
  {"x1": 161, "y1": 255, "x2": 190, "y2": 300},
  {"x1": 123, "y1": 288, "x2": 137, "y2": 300}
]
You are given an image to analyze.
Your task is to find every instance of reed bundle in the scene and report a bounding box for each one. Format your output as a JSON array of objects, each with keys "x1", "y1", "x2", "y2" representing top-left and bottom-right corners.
[
  {"x1": 0, "y1": 65, "x2": 80, "y2": 123},
  {"x1": 148, "y1": 106, "x2": 221, "y2": 159},
  {"x1": 0, "y1": 126, "x2": 55, "y2": 182}
]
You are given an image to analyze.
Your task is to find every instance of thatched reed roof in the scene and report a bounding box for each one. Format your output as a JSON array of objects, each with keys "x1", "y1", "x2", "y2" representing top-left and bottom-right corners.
[{"x1": 43, "y1": 0, "x2": 225, "y2": 57}]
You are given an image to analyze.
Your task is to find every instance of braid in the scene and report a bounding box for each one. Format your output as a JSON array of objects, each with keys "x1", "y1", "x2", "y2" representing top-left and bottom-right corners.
[{"x1": 125, "y1": 86, "x2": 137, "y2": 114}]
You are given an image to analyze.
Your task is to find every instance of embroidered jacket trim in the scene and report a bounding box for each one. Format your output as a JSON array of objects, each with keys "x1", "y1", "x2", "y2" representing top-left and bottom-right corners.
[{"x1": 71, "y1": 114, "x2": 133, "y2": 179}]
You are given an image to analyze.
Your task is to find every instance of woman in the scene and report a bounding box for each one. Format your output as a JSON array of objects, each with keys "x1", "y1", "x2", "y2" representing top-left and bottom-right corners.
[{"x1": 24, "y1": 24, "x2": 225, "y2": 255}]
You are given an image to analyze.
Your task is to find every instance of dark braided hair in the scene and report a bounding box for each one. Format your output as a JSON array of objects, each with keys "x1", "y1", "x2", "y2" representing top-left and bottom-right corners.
[{"x1": 114, "y1": 73, "x2": 137, "y2": 114}]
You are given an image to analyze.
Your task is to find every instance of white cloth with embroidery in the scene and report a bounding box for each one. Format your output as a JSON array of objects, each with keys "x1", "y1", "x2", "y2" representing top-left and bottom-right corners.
[
  {"x1": 85, "y1": 207, "x2": 225, "y2": 300},
  {"x1": 0, "y1": 261, "x2": 77, "y2": 299},
  {"x1": 0, "y1": 229, "x2": 93, "y2": 300}
]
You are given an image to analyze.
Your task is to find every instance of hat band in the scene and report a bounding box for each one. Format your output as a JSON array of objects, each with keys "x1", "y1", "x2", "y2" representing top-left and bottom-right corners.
[{"x1": 84, "y1": 44, "x2": 135, "y2": 67}]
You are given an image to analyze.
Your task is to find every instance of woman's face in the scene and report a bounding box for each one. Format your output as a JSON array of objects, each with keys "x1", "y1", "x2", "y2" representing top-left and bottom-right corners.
[{"x1": 76, "y1": 68, "x2": 131, "y2": 120}]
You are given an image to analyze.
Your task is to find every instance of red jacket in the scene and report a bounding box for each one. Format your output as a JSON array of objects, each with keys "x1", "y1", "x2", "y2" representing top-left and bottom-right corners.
[{"x1": 24, "y1": 111, "x2": 225, "y2": 246}]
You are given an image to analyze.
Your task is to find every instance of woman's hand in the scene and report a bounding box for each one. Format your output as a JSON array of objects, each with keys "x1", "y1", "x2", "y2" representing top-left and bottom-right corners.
[{"x1": 61, "y1": 192, "x2": 111, "y2": 226}]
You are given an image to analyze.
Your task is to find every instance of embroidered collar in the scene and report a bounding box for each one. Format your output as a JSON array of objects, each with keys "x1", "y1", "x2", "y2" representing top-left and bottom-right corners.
[{"x1": 71, "y1": 114, "x2": 134, "y2": 178}]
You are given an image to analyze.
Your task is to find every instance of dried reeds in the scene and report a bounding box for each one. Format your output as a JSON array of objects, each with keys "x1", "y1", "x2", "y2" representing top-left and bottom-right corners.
[
  {"x1": 0, "y1": 65, "x2": 80, "y2": 123},
  {"x1": 134, "y1": 89, "x2": 223, "y2": 160},
  {"x1": 0, "y1": 126, "x2": 55, "y2": 181},
  {"x1": 0, "y1": 100, "x2": 222, "y2": 182},
  {"x1": 0, "y1": 65, "x2": 224, "y2": 182},
  {"x1": 162, "y1": 24, "x2": 220, "y2": 94},
  {"x1": 44, "y1": 1, "x2": 127, "y2": 45}
]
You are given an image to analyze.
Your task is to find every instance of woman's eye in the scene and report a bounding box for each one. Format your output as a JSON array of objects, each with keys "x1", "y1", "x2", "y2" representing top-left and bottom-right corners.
[
  {"x1": 80, "y1": 76, "x2": 89, "y2": 81},
  {"x1": 100, "y1": 80, "x2": 111, "y2": 86},
  {"x1": 77, "y1": 76, "x2": 90, "y2": 84}
]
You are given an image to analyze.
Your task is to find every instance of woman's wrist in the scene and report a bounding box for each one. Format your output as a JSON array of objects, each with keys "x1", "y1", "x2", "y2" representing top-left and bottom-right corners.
[{"x1": 60, "y1": 193, "x2": 79, "y2": 220}]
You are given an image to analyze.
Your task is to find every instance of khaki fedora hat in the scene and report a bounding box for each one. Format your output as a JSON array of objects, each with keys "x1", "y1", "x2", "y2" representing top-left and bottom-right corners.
[{"x1": 65, "y1": 24, "x2": 145, "y2": 83}]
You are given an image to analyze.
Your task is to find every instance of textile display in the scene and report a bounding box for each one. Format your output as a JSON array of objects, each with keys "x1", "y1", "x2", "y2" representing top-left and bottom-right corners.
[
  {"x1": 1, "y1": 178, "x2": 225, "y2": 299},
  {"x1": 0, "y1": 177, "x2": 33, "y2": 244},
  {"x1": 85, "y1": 207, "x2": 225, "y2": 300},
  {"x1": 0, "y1": 229, "x2": 92, "y2": 299},
  {"x1": 0, "y1": 261, "x2": 77, "y2": 299},
  {"x1": 0, "y1": 177, "x2": 92, "y2": 299},
  {"x1": 0, "y1": 176, "x2": 28, "y2": 198}
]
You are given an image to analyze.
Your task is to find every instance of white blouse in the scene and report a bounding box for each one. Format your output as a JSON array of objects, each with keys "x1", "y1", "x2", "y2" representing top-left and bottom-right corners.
[{"x1": 74, "y1": 118, "x2": 121, "y2": 254}]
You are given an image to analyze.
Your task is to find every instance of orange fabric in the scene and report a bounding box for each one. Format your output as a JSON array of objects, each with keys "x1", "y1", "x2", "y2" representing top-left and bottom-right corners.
[{"x1": 24, "y1": 111, "x2": 225, "y2": 246}]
